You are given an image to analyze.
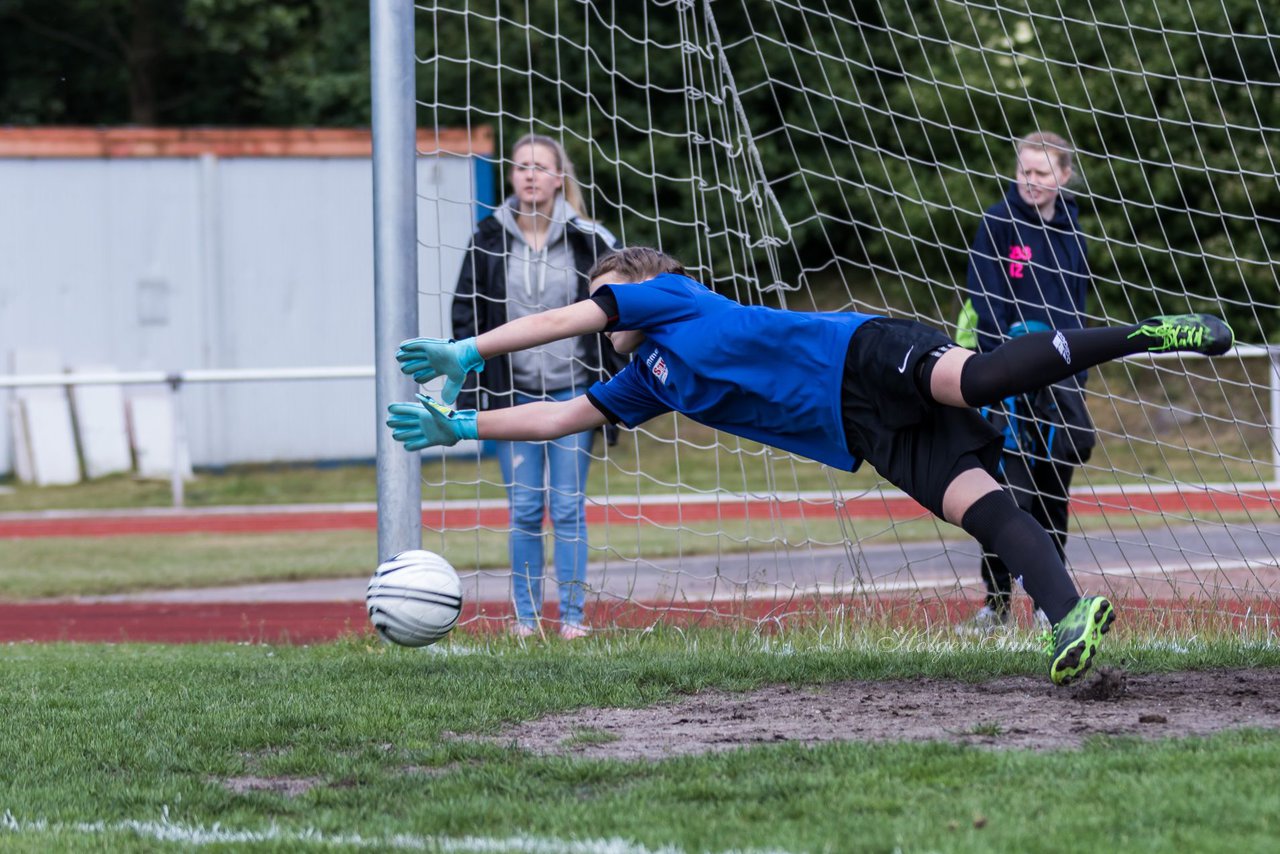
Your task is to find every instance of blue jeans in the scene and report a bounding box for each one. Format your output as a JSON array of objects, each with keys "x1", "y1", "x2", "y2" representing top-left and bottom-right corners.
[{"x1": 496, "y1": 389, "x2": 595, "y2": 627}]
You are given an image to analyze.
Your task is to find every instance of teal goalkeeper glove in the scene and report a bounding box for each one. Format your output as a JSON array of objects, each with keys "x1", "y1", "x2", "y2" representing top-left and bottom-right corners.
[
  {"x1": 386, "y1": 394, "x2": 479, "y2": 451},
  {"x1": 396, "y1": 337, "x2": 484, "y2": 404}
]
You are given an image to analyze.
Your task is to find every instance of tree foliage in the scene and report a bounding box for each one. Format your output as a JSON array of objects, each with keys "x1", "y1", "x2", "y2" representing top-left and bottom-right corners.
[
  {"x1": 2, "y1": 0, "x2": 1273, "y2": 337},
  {"x1": 0, "y1": 0, "x2": 369, "y2": 125}
]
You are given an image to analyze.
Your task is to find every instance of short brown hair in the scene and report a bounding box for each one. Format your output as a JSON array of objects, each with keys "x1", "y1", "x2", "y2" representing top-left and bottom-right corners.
[{"x1": 588, "y1": 247, "x2": 686, "y2": 283}]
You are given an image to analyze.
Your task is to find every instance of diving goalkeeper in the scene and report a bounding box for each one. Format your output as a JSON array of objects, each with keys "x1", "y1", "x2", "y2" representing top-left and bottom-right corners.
[{"x1": 388, "y1": 247, "x2": 1234, "y2": 685}]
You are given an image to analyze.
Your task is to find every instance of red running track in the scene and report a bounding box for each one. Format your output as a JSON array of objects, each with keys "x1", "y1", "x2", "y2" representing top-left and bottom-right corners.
[
  {"x1": 0, "y1": 598, "x2": 1035, "y2": 644},
  {"x1": 0, "y1": 602, "x2": 370, "y2": 644},
  {"x1": 0, "y1": 487, "x2": 1275, "y2": 539},
  {"x1": 3, "y1": 596, "x2": 1276, "y2": 644}
]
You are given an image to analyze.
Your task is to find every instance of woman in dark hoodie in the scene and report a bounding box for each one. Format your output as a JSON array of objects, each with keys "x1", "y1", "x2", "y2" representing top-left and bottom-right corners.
[
  {"x1": 959, "y1": 131, "x2": 1094, "y2": 634},
  {"x1": 451, "y1": 133, "x2": 623, "y2": 639}
]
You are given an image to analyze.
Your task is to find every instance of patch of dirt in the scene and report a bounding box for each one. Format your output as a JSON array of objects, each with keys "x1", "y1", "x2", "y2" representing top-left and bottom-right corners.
[
  {"x1": 219, "y1": 775, "x2": 323, "y2": 797},
  {"x1": 467, "y1": 668, "x2": 1280, "y2": 760}
]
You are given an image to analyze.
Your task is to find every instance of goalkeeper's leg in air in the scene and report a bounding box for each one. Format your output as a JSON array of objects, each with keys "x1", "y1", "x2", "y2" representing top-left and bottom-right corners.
[{"x1": 917, "y1": 313, "x2": 1230, "y2": 683}]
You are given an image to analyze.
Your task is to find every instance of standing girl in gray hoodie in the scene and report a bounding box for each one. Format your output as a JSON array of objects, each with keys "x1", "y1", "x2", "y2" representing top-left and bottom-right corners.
[{"x1": 451, "y1": 133, "x2": 623, "y2": 639}]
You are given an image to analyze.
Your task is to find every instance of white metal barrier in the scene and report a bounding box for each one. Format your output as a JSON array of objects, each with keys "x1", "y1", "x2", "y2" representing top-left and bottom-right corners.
[
  {"x1": 2, "y1": 344, "x2": 1278, "y2": 506},
  {"x1": 1, "y1": 366, "x2": 373, "y2": 507}
]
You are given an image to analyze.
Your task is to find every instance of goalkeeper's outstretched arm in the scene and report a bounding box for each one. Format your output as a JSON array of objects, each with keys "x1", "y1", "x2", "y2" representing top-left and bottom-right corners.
[
  {"x1": 476, "y1": 299, "x2": 609, "y2": 358},
  {"x1": 387, "y1": 393, "x2": 607, "y2": 451},
  {"x1": 482, "y1": 394, "x2": 607, "y2": 441},
  {"x1": 397, "y1": 299, "x2": 610, "y2": 403}
]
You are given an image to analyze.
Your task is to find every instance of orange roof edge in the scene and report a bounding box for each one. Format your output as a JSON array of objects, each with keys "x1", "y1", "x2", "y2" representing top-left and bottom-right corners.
[{"x1": 0, "y1": 126, "x2": 495, "y2": 158}]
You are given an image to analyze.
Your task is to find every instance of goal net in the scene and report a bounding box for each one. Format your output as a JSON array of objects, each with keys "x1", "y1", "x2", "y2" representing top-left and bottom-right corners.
[{"x1": 412, "y1": 0, "x2": 1279, "y2": 635}]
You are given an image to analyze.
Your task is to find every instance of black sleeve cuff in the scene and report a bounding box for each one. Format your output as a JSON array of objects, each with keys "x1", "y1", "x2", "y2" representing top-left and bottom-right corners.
[
  {"x1": 590, "y1": 287, "x2": 620, "y2": 331},
  {"x1": 585, "y1": 388, "x2": 622, "y2": 425}
]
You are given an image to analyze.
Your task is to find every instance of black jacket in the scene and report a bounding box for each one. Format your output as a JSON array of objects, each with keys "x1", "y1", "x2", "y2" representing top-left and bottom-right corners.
[{"x1": 451, "y1": 213, "x2": 628, "y2": 442}]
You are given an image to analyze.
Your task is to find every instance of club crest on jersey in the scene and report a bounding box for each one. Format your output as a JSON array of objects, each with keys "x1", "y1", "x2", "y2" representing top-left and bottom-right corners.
[{"x1": 646, "y1": 351, "x2": 669, "y2": 383}]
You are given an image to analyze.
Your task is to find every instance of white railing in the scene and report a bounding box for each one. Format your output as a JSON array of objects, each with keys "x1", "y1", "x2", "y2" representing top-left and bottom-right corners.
[
  {"x1": 0, "y1": 366, "x2": 374, "y2": 507},
  {"x1": 2, "y1": 345, "x2": 1278, "y2": 506},
  {"x1": 0, "y1": 366, "x2": 375, "y2": 387}
]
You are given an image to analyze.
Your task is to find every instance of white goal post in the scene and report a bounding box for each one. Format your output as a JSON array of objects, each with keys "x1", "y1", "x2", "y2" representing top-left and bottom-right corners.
[{"x1": 378, "y1": 0, "x2": 1280, "y2": 633}]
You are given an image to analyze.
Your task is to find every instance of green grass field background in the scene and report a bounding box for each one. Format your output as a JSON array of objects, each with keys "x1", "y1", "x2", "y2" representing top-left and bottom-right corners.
[{"x1": 2, "y1": 635, "x2": 1279, "y2": 853}]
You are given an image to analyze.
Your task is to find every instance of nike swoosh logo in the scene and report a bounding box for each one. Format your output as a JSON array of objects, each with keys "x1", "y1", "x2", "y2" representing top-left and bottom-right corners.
[{"x1": 896, "y1": 346, "x2": 915, "y2": 373}]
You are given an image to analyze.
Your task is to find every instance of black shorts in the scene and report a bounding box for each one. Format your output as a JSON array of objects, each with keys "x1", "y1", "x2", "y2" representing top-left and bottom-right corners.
[{"x1": 841, "y1": 318, "x2": 1002, "y2": 518}]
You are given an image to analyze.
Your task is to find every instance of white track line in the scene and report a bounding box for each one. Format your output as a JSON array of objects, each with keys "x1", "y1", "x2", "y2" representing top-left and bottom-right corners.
[
  {"x1": 730, "y1": 557, "x2": 1280, "y2": 601},
  {"x1": 0, "y1": 813, "x2": 794, "y2": 854}
]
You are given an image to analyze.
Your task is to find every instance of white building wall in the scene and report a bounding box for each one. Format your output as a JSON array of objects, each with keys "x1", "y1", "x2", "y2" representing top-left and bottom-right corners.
[{"x1": 0, "y1": 152, "x2": 479, "y2": 472}]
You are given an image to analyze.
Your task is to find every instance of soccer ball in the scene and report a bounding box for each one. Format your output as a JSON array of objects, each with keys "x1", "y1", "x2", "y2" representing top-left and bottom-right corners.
[{"x1": 366, "y1": 549, "x2": 463, "y2": 647}]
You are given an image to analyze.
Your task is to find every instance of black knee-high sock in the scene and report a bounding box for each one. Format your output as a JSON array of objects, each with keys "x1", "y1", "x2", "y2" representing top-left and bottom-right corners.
[
  {"x1": 959, "y1": 326, "x2": 1142, "y2": 407},
  {"x1": 960, "y1": 490, "x2": 1079, "y2": 624}
]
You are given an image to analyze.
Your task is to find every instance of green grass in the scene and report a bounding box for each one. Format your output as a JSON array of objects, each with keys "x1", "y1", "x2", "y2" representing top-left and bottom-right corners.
[
  {"x1": 1, "y1": 634, "x2": 1278, "y2": 853},
  {"x1": 0, "y1": 531, "x2": 378, "y2": 599},
  {"x1": 0, "y1": 463, "x2": 382, "y2": 512}
]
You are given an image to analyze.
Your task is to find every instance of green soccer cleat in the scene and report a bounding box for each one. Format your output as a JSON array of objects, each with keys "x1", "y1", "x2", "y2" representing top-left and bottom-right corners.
[
  {"x1": 1129, "y1": 314, "x2": 1234, "y2": 356},
  {"x1": 1045, "y1": 596, "x2": 1115, "y2": 686}
]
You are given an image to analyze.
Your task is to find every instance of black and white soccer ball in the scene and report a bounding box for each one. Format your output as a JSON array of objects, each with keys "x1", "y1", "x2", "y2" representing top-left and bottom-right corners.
[{"x1": 366, "y1": 549, "x2": 462, "y2": 647}]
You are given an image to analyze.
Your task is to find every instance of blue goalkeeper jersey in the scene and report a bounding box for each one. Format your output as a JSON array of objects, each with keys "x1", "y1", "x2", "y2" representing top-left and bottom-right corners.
[{"x1": 586, "y1": 273, "x2": 878, "y2": 471}]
